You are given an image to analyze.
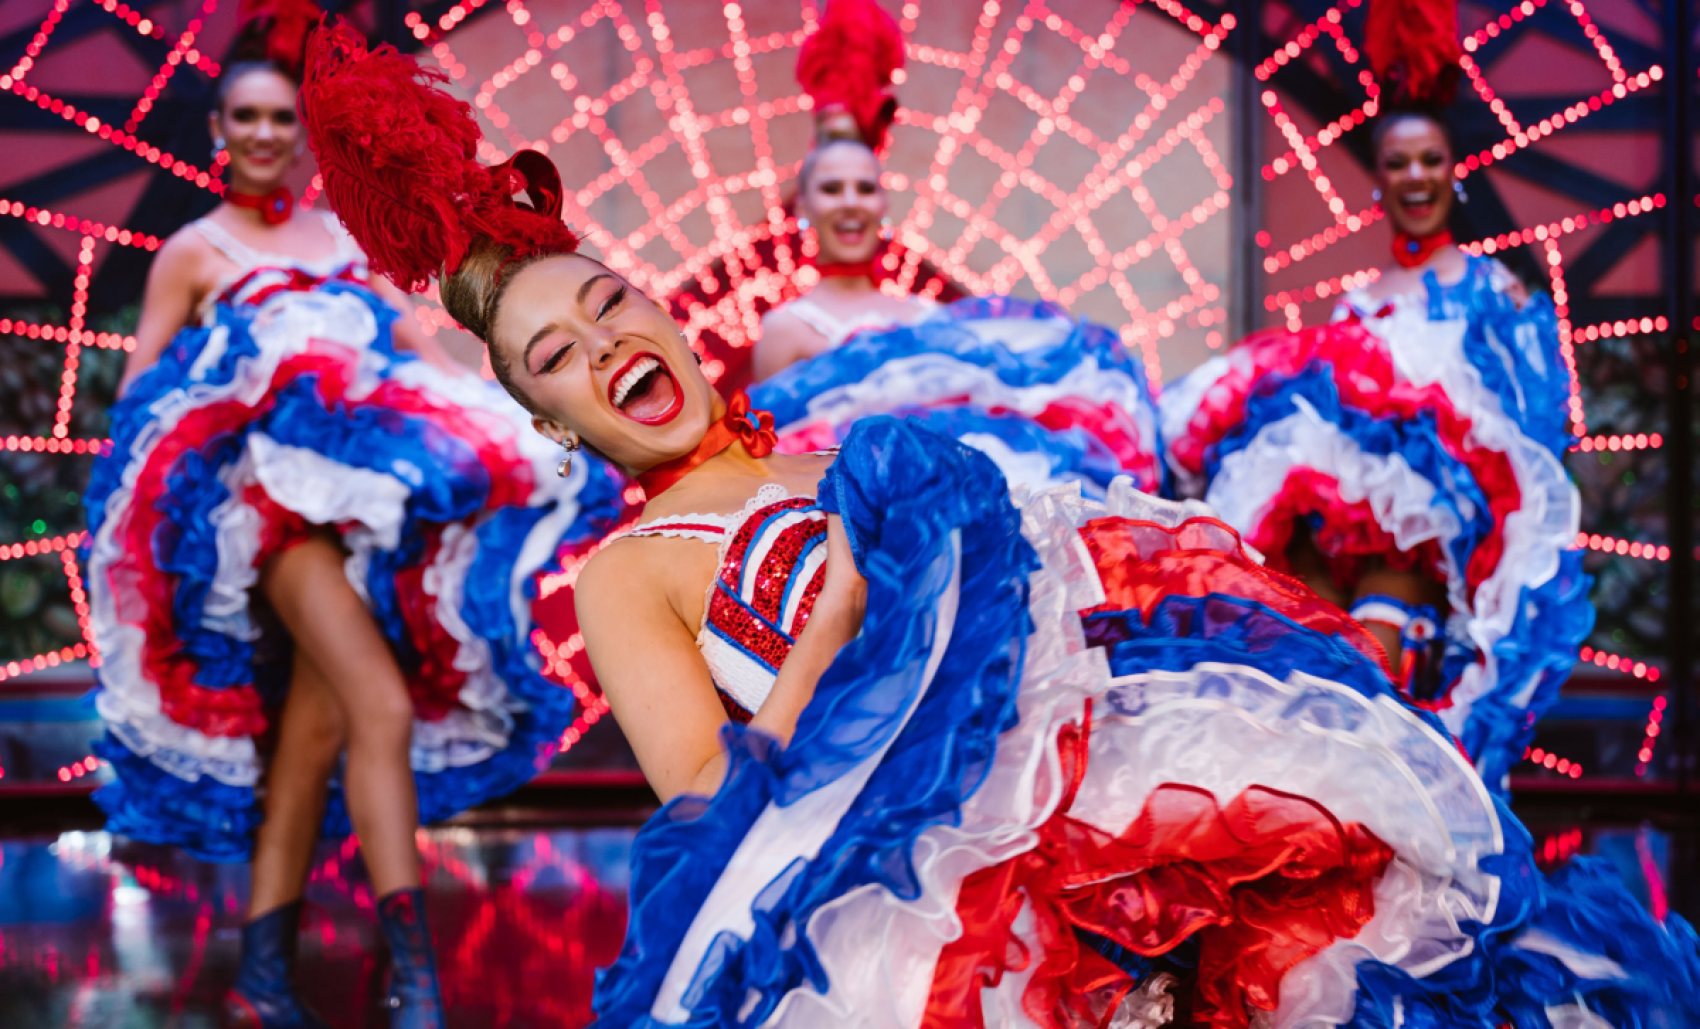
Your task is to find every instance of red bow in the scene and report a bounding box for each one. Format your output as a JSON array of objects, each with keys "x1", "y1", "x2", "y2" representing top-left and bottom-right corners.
[
  {"x1": 636, "y1": 391, "x2": 778, "y2": 499},
  {"x1": 725, "y1": 390, "x2": 777, "y2": 458}
]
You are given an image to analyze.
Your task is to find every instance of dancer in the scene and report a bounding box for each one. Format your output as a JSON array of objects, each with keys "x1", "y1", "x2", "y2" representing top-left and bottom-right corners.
[
  {"x1": 752, "y1": 0, "x2": 1165, "y2": 497},
  {"x1": 306, "y1": 23, "x2": 1698, "y2": 1028},
  {"x1": 1160, "y1": 0, "x2": 1587, "y2": 794},
  {"x1": 751, "y1": 0, "x2": 924, "y2": 382},
  {"x1": 84, "y1": 6, "x2": 621, "y2": 1025}
]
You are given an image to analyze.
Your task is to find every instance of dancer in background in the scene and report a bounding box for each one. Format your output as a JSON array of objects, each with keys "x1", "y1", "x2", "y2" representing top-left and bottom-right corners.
[
  {"x1": 752, "y1": 0, "x2": 1165, "y2": 497},
  {"x1": 1161, "y1": 0, "x2": 1587, "y2": 794},
  {"x1": 750, "y1": 0, "x2": 926, "y2": 381},
  {"x1": 84, "y1": 4, "x2": 621, "y2": 1025},
  {"x1": 306, "y1": 23, "x2": 1699, "y2": 1028}
]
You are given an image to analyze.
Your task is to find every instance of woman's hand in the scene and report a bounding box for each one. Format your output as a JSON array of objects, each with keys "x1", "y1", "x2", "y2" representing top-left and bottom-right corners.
[{"x1": 746, "y1": 514, "x2": 864, "y2": 744}]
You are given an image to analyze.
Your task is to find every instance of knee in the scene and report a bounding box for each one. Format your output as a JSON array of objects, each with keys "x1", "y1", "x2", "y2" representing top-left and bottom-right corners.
[{"x1": 347, "y1": 689, "x2": 416, "y2": 751}]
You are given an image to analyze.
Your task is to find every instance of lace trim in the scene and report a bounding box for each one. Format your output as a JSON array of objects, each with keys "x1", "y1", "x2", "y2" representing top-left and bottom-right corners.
[
  {"x1": 786, "y1": 295, "x2": 934, "y2": 348},
  {"x1": 193, "y1": 211, "x2": 366, "y2": 321}
]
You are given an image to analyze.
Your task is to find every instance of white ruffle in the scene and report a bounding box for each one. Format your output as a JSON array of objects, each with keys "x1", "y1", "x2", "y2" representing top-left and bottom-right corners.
[
  {"x1": 763, "y1": 481, "x2": 1503, "y2": 1029},
  {"x1": 657, "y1": 536, "x2": 965, "y2": 1023},
  {"x1": 1162, "y1": 305, "x2": 1579, "y2": 751},
  {"x1": 775, "y1": 348, "x2": 1159, "y2": 469},
  {"x1": 89, "y1": 286, "x2": 579, "y2": 788}
]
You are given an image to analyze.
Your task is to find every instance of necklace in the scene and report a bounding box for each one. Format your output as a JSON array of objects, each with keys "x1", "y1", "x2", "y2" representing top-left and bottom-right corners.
[
  {"x1": 636, "y1": 392, "x2": 778, "y2": 500},
  {"x1": 1391, "y1": 228, "x2": 1453, "y2": 269},
  {"x1": 226, "y1": 186, "x2": 295, "y2": 226}
]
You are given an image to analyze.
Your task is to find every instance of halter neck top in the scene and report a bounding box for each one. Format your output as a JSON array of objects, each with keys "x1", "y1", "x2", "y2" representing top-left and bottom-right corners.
[
  {"x1": 624, "y1": 484, "x2": 830, "y2": 722},
  {"x1": 191, "y1": 210, "x2": 368, "y2": 320},
  {"x1": 784, "y1": 293, "x2": 937, "y2": 348}
]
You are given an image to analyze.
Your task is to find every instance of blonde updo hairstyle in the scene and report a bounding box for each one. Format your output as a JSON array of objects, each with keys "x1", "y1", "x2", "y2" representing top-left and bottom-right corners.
[{"x1": 437, "y1": 236, "x2": 558, "y2": 415}]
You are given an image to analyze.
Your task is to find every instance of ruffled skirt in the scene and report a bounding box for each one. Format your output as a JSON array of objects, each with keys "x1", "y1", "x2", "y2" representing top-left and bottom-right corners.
[
  {"x1": 1159, "y1": 303, "x2": 1591, "y2": 791},
  {"x1": 750, "y1": 295, "x2": 1165, "y2": 497},
  {"x1": 590, "y1": 418, "x2": 1695, "y2": 1029},
  {"x1": 85, "y1": 282, "x2": 624, "y2": 861}
]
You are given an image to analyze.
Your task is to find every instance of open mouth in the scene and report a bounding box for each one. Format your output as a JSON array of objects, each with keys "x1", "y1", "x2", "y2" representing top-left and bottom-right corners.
[
  {"x1": 831, "y1": 216, "x2": 869, "y2": 247},
  {"x1": 1396, "y1": 188, "x2": 1438, "y2": 222},
  {"x1": 607, "y1": 353, "x2": 682, "y2": 425}
]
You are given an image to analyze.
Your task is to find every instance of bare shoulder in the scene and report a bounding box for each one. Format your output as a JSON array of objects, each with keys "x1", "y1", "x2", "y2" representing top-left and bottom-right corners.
[
  {"x1": 574, "y1": 535, "x2": 659, "y2": 612},
  {"x1": 759, "y1": 304, "x2": 808, "y2": 336},
  {"x1": 152, "y1": 224, "x2": 216, "y2": 275}
]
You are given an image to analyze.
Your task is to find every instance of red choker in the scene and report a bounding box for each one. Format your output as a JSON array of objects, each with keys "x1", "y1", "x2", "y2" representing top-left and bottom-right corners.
[
  {"x1": 1392, "y1": 229, "x2": 1453, "y2": 269},
  {"x1": 636, "y1": 392, "x2": 778, "y2": 500},
  {"x1": 226, "y1": 187, "x2": 295, "y2": 226},
  {"x1": 814, "y1": 259, "x2": 885, "y2": 282}
]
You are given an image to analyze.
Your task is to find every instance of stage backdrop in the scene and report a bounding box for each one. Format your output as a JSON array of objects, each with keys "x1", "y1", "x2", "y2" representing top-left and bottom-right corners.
[{"x1": 0, "y1": 1, "x2": 1694, "y2": 906}]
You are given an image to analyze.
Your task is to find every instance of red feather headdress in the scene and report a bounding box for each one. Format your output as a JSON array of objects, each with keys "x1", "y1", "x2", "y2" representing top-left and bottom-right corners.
[
  {"x1": 235, "y1": 0, "x2": 323, "y2": 79},
  {"x1": 1364, "y1": 0, "x2": 1462, "y2": 107},
  {"x1": 796, "y1": 0, "x2": 905, "y2": 150},
  {"x1": 299, "y1": 21, "x2": 578, "y2": 294}
]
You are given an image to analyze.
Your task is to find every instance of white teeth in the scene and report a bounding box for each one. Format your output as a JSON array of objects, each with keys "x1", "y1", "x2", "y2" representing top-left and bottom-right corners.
[{"x1": 612, "y1": 356, "x2": 659, "y2": 407}]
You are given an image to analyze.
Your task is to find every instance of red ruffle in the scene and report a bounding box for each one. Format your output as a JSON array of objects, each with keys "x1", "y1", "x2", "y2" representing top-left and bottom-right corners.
[
  {"x1": 1171, "y1": 322, "x2": 1520, "y2": 594},
  {"x1": 924, "y1": 713, "x2": 1394, "y2": 1029},
  {"x1": 1076, "y1": 515, "x2": 1392, "y2": 674},
  {"x1": 1246, "y1": 467, "x2": 1447, "y2": 591},
  {"x1": 115, "y1": 344, "x2": 534, "y2": 739}
]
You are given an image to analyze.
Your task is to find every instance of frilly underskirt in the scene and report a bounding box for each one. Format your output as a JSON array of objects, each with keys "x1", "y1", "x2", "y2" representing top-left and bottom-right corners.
[
  {"x1": 1158, "y1": 301, "x2": 1590, "y2": 793},
  {"x1": 83, "y1": 281, "x2": 624, "y2": 861},
  {"x1": 750, "y1": 295, "x2": 1165, "y2": 497},
  {"x1": 590, "y1": 418, "x2": 1695, "y2": 1029}
]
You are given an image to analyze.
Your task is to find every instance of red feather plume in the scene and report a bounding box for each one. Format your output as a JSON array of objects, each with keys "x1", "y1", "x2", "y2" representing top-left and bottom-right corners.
[
  {"x1": 299, "y1": 21, "x2": 578, "y2": 295},
  {"x1": 1364, "y1": 0, "x2": 1462, "y2": 106},
  {"x1": 796, "y1": 0, "x2": 904, "y2": 150},
  {"x1": 236, "y1": 0, "x2": 323, "y2": 78}
]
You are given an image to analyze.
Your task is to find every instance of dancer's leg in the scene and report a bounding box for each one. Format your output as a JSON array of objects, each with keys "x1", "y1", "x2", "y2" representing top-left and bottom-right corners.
[
  {"x1": 1354, "y1": 561, "x2": 1446, "y2": 674},
  {"x1": 260, "y1": 532, "x2": 421, "y2": 897},
  {"x1": 227, "y1": 655, "x2": 342, "y2": 1029},
  {"x1": 248, "y1": 652, "x2": 346, "y2": 920},
  {"x1": 1284, "y1": 525, "x2": 1350, "y2": 610}
]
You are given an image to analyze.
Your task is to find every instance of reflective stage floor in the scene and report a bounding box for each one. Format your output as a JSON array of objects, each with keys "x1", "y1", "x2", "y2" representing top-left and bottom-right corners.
[{"x1": 1, "y1": 824, "x2": 637, "y2": 1028}]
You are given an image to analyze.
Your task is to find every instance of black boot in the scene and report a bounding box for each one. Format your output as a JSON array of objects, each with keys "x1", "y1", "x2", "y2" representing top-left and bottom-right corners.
[
  {"x1": 224, "y1": 901, "x2": 332, "y2": 1028},
  {"x1": 377, "y1": 888, "x2": 444, "y2": 1029}
]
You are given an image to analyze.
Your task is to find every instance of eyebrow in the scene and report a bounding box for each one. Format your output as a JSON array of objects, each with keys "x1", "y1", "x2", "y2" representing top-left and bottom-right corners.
[{"x1": 522, "y1": 273, "x2": 614, "y2": 372}]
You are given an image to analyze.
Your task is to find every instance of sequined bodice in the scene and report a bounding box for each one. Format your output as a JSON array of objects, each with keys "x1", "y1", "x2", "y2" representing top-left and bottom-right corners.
[{"x1": 625, "y1": 484, "x2": 829, "y2": 721}]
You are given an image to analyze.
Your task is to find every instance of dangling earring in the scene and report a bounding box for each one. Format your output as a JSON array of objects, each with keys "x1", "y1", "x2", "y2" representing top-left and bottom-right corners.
[
  {"x1": 555, "y1": 436, "x2": 580, "y2": 478},
  {"x1": 797, "y1": 216, "x2": 811, "y2": 232},
  {"x1": 1371, "y1": 188, "x2": 1382, "y2": 204},
  {"x1": 212, "y1": 135, "x2": 226, "y2": 161},
  {"x1": 879, "y1": 216, "x2": 893, "y2": 241},
  {"x1": 1452, "y1": 179, "x2": 1469, "y2": 205}
]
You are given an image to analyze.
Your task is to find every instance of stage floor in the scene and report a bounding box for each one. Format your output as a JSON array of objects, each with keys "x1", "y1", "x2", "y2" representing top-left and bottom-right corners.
[{"x1": 0, "y1": 824, "x2": 636, "y2": 1029}]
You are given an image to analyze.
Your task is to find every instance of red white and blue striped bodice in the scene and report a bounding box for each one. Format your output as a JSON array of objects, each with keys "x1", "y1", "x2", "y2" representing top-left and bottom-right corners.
[
  {"x1": 192, "y1": 211, "x2": 368, "y2": 319},
  {"x1": 625, "y1": 484, "x2": 829, "y2": 722}
]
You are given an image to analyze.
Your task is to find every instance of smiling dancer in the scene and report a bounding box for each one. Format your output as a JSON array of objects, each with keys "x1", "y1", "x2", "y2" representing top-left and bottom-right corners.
[
  {"x1": 305, "y1": 20, "x2": 1698, "y2": 1028},
  {"x1": 83, "y1": 4, "x2": 621, "y2": 1025},
  {"x1": 1161, "y1": 0, "x2": 1588, "y2": 796},
  {"x1": 751, "y1": 0, "x2": 1165, "y2": 497}
]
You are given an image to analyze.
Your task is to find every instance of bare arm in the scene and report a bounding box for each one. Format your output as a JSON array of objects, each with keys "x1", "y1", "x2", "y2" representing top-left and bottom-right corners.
[
  {"x1": 119, "y1": 232, "x2": 204, "y2": 395},
  {"x1": 576, "y1": 518, "x2": 866, "y2": 801},
  {"x1": 751, "y1": 308, "x2": 812, "y2": 384},
  {"x1": 369, "y1": 276, "x2": 465, "y2": 375}
]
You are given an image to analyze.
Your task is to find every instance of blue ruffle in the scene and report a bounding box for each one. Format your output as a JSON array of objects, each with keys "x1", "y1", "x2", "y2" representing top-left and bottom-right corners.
[
  {"x1": 592, "y1": 417, "x2": 1037, "y2": 1026},
  {"x1": 1343, "y1": 805, "x2": 1700, "y2": 1028},
  {"x1": 87, "y1": 282, "x2": 624, "y2": 861},
  {"x1": 1183, "y1": 268, "x2": 1591, "y2": 798},
  {"x1": 749, "y1": 294, "x2": 1164, "y2": 495}
]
